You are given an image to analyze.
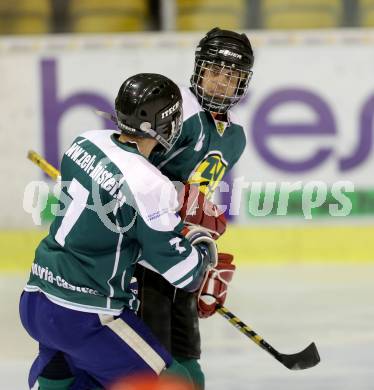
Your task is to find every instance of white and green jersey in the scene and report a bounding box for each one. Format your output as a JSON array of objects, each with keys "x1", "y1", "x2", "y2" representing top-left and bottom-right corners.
[
  {"x1": 150, "y1": 86, "x2": 246, "y2": 198},
  {"x1": 25, "y1": 130, "x2": 207, "y2": 315}
]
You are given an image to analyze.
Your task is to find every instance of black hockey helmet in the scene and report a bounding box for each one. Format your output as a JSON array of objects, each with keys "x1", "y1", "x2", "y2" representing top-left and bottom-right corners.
[
  {"x1": 115, "y1": 73, "x2": 183, "y2": 152},
  {"x1": 191, "y1": 27, "x2": 254, "y2": 113}
]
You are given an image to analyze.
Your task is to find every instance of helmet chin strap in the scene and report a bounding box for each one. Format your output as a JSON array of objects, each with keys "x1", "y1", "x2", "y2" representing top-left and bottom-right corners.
[{"x1": 142, "y1": 126, "x2": 171, "y2": 151}]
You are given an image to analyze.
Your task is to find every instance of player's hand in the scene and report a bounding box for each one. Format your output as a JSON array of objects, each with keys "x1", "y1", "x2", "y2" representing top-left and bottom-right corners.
[
  {"x1": 182, "y1": 225, "x2": 218, "y2": 269},
  {"x1": 197, "y1": 253, "x2": 236, "y2": 318},
  {"x1": 179, "y1": 184, "x2": 226, "y2": 240}
]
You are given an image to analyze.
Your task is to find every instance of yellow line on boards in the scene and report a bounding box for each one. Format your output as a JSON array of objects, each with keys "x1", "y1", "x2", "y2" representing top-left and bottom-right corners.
[
  {"x1": 217, "y1": 225, "x2": 374, "y2": 263},
  {"x1": 0, "y1": 230, "x2": 47, "y2": 272},
  {"x1": 1, "y1": 226, "x2": 374, "y2": 272}
]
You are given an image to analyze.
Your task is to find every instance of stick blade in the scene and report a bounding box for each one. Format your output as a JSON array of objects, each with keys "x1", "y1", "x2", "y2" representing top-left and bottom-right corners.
[{"x1": 279, "y1": 342, "x2": 320, "y2": 370}]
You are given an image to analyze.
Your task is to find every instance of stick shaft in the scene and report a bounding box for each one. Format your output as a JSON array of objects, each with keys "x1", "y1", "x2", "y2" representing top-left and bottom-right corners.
[
  {"x1": 216, "y1": 305, "x2": 281, "y2": 360},
  {"x1": 27, "y1": 150, "x2": 61, "y2": 181}
]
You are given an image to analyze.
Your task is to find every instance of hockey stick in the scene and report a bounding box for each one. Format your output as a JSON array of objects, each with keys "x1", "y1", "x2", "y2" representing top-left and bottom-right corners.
[
  {"x1": 27, "y1": 150, "x2": 61, "y2": 180},
  {"x1": 216, "y1": 304, "x2": 320, "y2": 370}
]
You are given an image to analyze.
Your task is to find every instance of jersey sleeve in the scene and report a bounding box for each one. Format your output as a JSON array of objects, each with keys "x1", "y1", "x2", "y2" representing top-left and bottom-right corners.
[
  {"x1": 228, "y1": 112, "x2": 247, "y2": 168},
  {"x1": 117, "y1": 169, "x2": 208, "y2": 291},
  {"x1": 230, "y1": 127, "x2": 246, "y2": 168},
  {"x1": 136, "y1": 214, "x2": 207, "y2": 291}
]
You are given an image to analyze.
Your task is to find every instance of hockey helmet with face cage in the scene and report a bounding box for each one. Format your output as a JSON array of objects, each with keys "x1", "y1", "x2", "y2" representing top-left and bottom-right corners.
[
  {"x1": 191, "y1": 27, "x2": 254, "y2": 114},
  {"x1": 115, "y1": 73, "x2": 183, "y2": 152}
]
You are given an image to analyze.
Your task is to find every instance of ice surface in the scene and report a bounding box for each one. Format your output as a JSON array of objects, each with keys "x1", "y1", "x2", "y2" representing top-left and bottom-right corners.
[{"x1": 2, "y1": 264, "x2": 373, "y2": 390}]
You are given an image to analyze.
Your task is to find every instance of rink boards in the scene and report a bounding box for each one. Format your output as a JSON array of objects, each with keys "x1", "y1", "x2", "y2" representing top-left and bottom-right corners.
[{"x1": 1, "y1": 225, "x2": 374, "y2": 272}]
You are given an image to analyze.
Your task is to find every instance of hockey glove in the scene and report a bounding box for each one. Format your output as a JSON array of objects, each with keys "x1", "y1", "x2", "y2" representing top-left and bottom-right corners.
[
  {"x1": 197, "y1": 252, "x2": 236, "y2": 318},
  {"x1": 180, "y1": 226, "x2": 218, "y2": 292},
  {"x1": 179, "y1": 184, "x2": 226, "y2": 240},
  {"x1": 183, "y1": 226, "x2": 218, "y2": 268}
]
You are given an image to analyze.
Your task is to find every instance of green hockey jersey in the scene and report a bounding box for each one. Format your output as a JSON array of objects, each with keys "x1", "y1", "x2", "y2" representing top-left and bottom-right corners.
[
  {"x1": 150, "y1": 86, "x2": 246, "y2": 197},
  {"x1": 25, "y1": 130, "x2": 207, "y2": 315}
]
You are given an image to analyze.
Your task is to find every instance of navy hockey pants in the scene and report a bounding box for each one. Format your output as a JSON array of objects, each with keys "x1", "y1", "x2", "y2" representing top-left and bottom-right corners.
[{"x1": 19, "y1": 291, "x2": 172, "y2": 389}]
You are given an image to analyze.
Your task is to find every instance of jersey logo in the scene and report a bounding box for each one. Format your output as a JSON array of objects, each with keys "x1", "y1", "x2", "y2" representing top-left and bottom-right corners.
[
  {"x1": 188, "y1": 152, "x2": 228, "y2": 198},
  {"x1": 215, "y1": 120, "x2": 227, "y2": 136},
  {"x1": 169, "y1": 237, "x2": 186, "y2": 254}
]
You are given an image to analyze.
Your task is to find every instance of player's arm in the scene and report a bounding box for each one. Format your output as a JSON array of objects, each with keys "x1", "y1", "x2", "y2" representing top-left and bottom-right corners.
[
  {"x1": 136, "y1": 217, "x2": 217, "y2": 292},
  {"x1": 178, "y1": 127, "x2": 246, "y2": 315},
  {"x1": 118, "y1": 176, "x2": 217, "y2": 292}
]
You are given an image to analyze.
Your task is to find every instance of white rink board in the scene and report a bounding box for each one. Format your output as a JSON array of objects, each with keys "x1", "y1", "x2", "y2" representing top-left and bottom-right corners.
[
  {"x1": 2, "y1": 264, "x2": 374, "y2": 390},
  {"x1": 1, "y1": 30, "x2": 374, "y2": 227}
]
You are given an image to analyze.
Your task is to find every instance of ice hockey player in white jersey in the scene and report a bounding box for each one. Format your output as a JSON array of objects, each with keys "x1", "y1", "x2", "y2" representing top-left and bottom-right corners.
[{"x1": 20, "y1": 73, "x2": 219, "y2": 390}]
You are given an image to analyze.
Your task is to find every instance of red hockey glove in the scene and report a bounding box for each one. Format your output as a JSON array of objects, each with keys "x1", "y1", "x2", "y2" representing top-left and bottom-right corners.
[
  {"x1": 179, "y1": 184, "x2": 226, "y2": 240},
  {"x1": 197, "y1": 253, "x2": 236, "y2": 318}
]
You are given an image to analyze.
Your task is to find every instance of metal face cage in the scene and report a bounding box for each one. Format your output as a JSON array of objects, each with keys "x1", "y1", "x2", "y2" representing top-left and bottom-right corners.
[{"x1": 192, "y1": 59, "x2": 253, "y2": 114}]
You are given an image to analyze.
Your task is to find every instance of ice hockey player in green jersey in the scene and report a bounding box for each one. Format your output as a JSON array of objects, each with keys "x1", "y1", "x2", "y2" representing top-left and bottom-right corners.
[
  {"x1": 137, "y1": 28, "x2": 255, "y2": 389},
  {"x1": 20, "y1": 73, "x2": 220, "y2": 390}
]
